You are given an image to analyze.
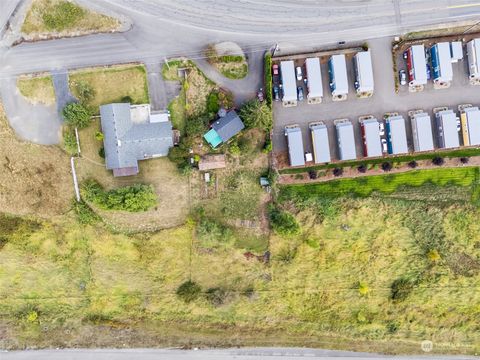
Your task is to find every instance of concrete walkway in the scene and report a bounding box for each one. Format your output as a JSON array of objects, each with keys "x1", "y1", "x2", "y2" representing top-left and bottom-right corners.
[
  {"x1": 0, "y1": 76, "x2": 62, "y2": 145},
  {"x1": 193, "y1": 49, "x2": 263, "y2": 106}
]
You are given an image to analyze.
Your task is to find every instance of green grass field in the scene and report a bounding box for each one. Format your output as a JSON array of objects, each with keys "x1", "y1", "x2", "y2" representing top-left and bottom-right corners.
[{"x1": 280, "y1": 167, "x2": 479, "y2": 199}]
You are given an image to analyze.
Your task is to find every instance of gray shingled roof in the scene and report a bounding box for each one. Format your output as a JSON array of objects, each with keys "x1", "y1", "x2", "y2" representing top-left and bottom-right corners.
[
  {"x1": 100, "y1": 103, "x2": 173, "y2": 172},
  {"x1": 212, "y1": 110, "x2": 245, "y2": 142}
]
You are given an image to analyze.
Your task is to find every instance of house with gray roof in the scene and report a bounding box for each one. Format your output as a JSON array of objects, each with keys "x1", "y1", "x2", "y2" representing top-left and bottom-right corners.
[
  {"x1": 204, "y1": 110, "x2": 245, "y2": 148},
  {"x1": 100, "y1": 103, "x2": 174, "y2": 177}
]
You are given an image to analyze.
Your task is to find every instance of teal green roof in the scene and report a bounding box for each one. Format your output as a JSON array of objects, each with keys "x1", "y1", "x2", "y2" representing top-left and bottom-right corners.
[{"x1": 204, "y1": 129, "x2": 223, "y2": 148}]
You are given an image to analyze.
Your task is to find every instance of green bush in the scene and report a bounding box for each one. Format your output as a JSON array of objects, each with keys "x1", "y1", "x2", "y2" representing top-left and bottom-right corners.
[
  {"x1": 176, "y1": 280, "x2": 201, "y2": 303},
  {"x1": 268, "y1": 205, "x2": 300, "y2": 236},
  {"x1": 63, "y1": 103, "x2": 92, "y2": 129},
  {"x1": 390, "y1": 278, "x2": 415, "y2": 302},
  {"x1": 81, "y1": 179, "x2": 157, "y2": 212},
  {"x1": 264, "y1": 53, "x2": 273, "y2": 107},
  {"x1": 239, "y1": 99, "x2": 272, "y2": 131},
  {"x1": 63, "y1": 129, "x2": 78, "y2": 155},
  {"x1": 206, "y1": 91, "x2": 220, "y2": 113},
  {"x1": 185, "y1": 114, "x2": 210, "y2": 137},
  {"x1": 98, "y1": 147, "x2": 105, "y2": 159},
  {"x1": 42, "y1": 1, "x2": 85, "y2": 31},
  {"x1": 196, "y1": 217, "x2": 233, "y2": 248},
  {"x1": 74, "y1": 81, "x2": 95, "y2": 103},
  {"x1": 121, "y1": 95, "x2": 133, "y2": 103},
  {"x1": 205, "y1": 287, "x2": 228, "y2": 306},
  {"x1": 72, "y1": 200, "x2": 100, "y2": 225}
]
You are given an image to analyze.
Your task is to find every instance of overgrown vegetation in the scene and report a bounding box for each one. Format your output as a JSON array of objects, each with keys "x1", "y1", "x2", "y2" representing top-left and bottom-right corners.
[
  {"x1": 268, "y1": 204, "x2": 300, "y2": 236},
  {"x1": 21, "y1": 0, "x2": 120, "y2": 37},
  {"x1": 81, "y1": 179, "x2": 157, "y2": 212},
  {"x1": 264, "y1": 53, "x2": 273, "y2": 107},
  {"x1": 205, "y1": 44, "x2": 248, "y2": 79},
  {"x1": 17, "y1": 74, "x2": 56, "y2": 105},
  {"x1": 63, "y1": 102, "x2": 92, "y2": 129},
  {"x1": 239, "y1": 99, "x2": 272, "y2": 131}
]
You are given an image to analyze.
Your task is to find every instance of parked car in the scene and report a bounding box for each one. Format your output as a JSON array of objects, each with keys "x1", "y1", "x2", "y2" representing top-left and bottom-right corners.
[
  {"x1": 297, "y1": 86, "x2": 304, "y2": 101},
  {"x1": 426, "y1": 64, "x2": 431, "y2": 80},
  {"x1": 296, "y1": 66, "x2": 303, "y2": 81},
  {"x1": 257, "y1": 88, "x2": 264, "y2": 102},
  {"x1": 272, "y1": 64, "x2": 279, "y2": 76},
  {"x1": 378, "y1": 122, "x2": 385, "y2": 136},
  {"x1": 399, "y1": 70, "x2": 407, "y2": 85},
  {"x1": 381, "y1": 138, "x2": 388, "y2": 153},
  {"x1": 273, "y1": 86, "x2": 280, "y2": 101}
]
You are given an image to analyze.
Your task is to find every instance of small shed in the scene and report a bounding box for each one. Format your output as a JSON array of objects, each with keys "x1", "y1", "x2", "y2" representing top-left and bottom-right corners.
[{"x1": 198, "y1": 154, "x2": 226, "y2": 171}]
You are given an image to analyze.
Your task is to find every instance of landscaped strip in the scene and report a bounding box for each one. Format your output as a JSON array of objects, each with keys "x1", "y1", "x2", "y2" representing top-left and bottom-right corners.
[
  {"x1": 278, "y1": 147, "x2": 480, "y2": 174},
  {"x1": 279, "y1": 167, "x2": 479, "y2": 199},
  {"x1": 17, "y1": 74, "x2": 56, "y2": 106}
]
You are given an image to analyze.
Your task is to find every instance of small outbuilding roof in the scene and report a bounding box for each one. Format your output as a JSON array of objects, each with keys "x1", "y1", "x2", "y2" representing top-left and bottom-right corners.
[{"x1": 198, "y1": 154, "x2": 226, "y2": 171}]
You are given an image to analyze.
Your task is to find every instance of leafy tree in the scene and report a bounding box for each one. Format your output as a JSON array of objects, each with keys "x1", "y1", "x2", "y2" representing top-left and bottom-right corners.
[
  {"x1": 357, "y1": 164, "x2": 367, "y2": 173},
  {"x1": 63, "y1": 102, "x2": 92, "y2": 129},
  {"x1": 176, "y1": 280, "x2": 201, "y2": 303},
  {"x1": 63, "y1": 130, "x2": 78, "y2": 155},
  {"x1": 185, "y1": 114, "x2": 210, "y2": 137},
  {"x1": 74, "y1": 81, "x2": 95, "y2": 103},
  {"x1": 432, "y1": 157, "x2": 444, "y2": 166},
  {"x1": 206, "y1": 91, "x2": 220, "y2": 113},
  {"x1": 239, "y1": 99, "x2": 272, "y2": 131},
  {"x1": 268, "y1": 205, "x2": 300, "y2": 236}
]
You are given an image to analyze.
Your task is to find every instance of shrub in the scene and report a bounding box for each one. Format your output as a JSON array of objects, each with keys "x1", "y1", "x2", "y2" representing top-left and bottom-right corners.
[
  {"x1": 268, "y1": 205, "x2": 300, "y2": 236},
  {"x1": 81, "y1": 179, "x2": 157, "y2": 212},
  {"x1": 74, "y1": 81, "x2": 95, "y2": 103},
  {"x1": 263, "y1": 137, "x2": 272, "y2": 153},
  {"x1": 229, "y1": 141, "x2": 241, "y2": 155},
  {"x1": 358, "y1": 281, "x2": 370, "y2": 296},
  {"x1": 239, "y1": 99, "x2": 272, "y2": 131},
  {"x1": 98, "y1": 147, "x2": 105, "y2": 158},
  {"x1": 264, "y1": 53, "x2": 273, "y2": 107},
  {"x1": 205, "y1": 287, "x2": 228, "y2": 306},
  {"x1": 63, "y1": 103, "x2": 92, "y2": 129},
  {"x1": 95, "y1": 131, "x2": 104, "y2": 141},
  {"x1": 121, "y1": 95, "x2": 133, "y2": 103},
  {"x1": 196, "y1": 217, "x2": 233, "y2": 248},
  {"x1": 427, "y1": 249, "x2": 441, "y2": 262},
  {"x1": 185, "y1": 114, "x2": 210, "y2": 137},
  {"x1": 390, "y1": 278, "x2": 415, "y2": 302},
  {"x1": 72, "y1": 200, "x2": 100, "y2": 225},
  {"x1": 276, "y1": 246, "x2": 297, "y2": 263},
  {"x1": 357, "y1": 164, "x2": 367, "y2": 173},
  {"x1": 308, "y1": 170, "x2": 317, "y2": 179},
  {"x1": 381, "y1": 162, "x2": 392, "y2": 172},
  {"x1": 176, "y1": 280, "x2": 201, "y2": 303},
  {"x1": 408, "y1": 160, "x2": 417, "y2": 168},
  {"x1": 460, "y1": 157, "x2": 469, "y2": 164},
  {"x1": 42, "y1": 1, "x2": 85, "y2": 31},
  {"x1": 63, "y1": 129, "x2": 78, "y2": 155},
  {"x1": 206, "y1": 91, "x2": 220, "y2": 113},
  {"x1": 333, "y1": 168, "x2": 343, "y2": 177},
  {"x1": 432, "y1": 157, "x2": 444, "y2": 166}
]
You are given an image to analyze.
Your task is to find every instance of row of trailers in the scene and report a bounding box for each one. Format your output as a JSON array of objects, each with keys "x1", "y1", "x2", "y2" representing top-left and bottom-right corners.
[
  {"x1": 285, "y1": 105, "x2": 480, "y2": 167},
  {"x1": 407, "y1": 38, "x2": 480, "y2": 89},
  {"x1": 280, "y1": 50, "x2": 374, "y2": 107}
]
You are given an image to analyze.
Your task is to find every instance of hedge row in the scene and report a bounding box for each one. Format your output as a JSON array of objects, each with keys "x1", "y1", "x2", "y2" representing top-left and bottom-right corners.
[{"x1": 264, "y1": 53, "x2": 273, "y2": 107}]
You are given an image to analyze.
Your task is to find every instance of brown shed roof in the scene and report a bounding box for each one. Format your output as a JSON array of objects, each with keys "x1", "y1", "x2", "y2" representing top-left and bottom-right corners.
[{"x1": 198, "y1": 154, "x2": 226, "y2": 171}]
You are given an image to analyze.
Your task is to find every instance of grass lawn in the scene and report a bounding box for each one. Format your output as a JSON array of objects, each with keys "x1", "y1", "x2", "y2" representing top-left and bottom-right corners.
[
  {"x1": 205, "y1": 44, "x2": 248, "y2": 79},
  {"x1": 69, "y1": 64, "x2": 149, "y2": 114},
  {"x1": 17, "y1": 74, "x2": 56, "y2": 106},
  {"x1": 279, "y1": 167, "x2": 479, "y2": 199},
  {"x1": 21, "y1": 0, "x2": 120, "y2": 37}
]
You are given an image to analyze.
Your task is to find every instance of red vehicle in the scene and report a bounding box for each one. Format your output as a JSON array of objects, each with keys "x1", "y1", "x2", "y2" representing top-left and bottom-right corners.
[{"x1": 272, "y1": 64, "x2": 279, "y2": 75}]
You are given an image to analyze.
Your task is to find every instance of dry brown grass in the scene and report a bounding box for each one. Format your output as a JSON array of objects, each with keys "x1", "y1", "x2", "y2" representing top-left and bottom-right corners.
[
  {"x1": 76, "y1": 120, "x2": 190, "y2": 231},
  {"x1": 0, "y1": 104, "x2": 72, "y2": 217},
  {"x1": 69, "y1": 64, "x2": 149, "y2": 114},
  {"x1": 21, "y1": 0, "x2": 121, "y2": 39},
  {"x1": 17, "y1": 74, "x2": 56, "y2": 106}
]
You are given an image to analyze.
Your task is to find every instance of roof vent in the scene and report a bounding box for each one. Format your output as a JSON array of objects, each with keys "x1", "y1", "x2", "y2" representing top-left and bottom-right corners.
[{"x1": 117, "y1": 140, "x2": 122, "y2": 147}]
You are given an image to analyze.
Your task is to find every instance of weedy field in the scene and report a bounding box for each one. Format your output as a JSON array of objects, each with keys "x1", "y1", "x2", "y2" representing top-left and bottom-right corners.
[{"x1": 1, "y1": 168, "x2": 479, "y2": 354}]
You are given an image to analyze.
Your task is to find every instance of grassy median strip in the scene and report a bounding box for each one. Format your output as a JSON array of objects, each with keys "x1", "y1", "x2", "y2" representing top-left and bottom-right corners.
[
  {"x1": 279, "y1": 167, "x2": 479, "y2": 199},
  {"x1": 279, "y1": 148, "x2": 480, "y2": 174}
]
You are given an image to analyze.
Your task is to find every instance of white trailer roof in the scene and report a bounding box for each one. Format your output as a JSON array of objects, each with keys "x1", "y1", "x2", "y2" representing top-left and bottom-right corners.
[
  {"x1": 434, "y1": 42, "x2": 453, "y2": 82},
  {"x1": 336, "y1": 121, "x2": 356, "y2": 160},
  {"x1": 411, "y1": 45, "x2": 427, "y2": 84},
  {"x1": 439, "y1": 111, "x2": 460, "y2": 149},
  {"x1": 467, "y1": 39, "x2": 480, "y2": 78},
  {"x1": 310, "y1": 122, "x2": 330, "y2": 163},
  {"x1": 362, "y1": 118, "x2": 382, "y2": 157},
  {"x1": 329, "y1": 54, "x2": 348, "y2": 96},
  {"x1": 387, "y1": 115, "x2": 408, "y2": 154},
  {"x1": 465, "y1": 107, "x2": 480, "y2": 145},
  {"x1": 305, "y1": 57, "x2": 323, "y2": 99},
  {"x1": 412, "y1": 113, "x2": 434, "y2": 152},
  {"x1": 355, "y1": 51, "x2": 374, "y2": 93},
  {"x1": 280, "y1": 61, "x2": 297, "y2": 102},
  {"x1": 285, "y1": 126, "x2": 305, "y2": 167}
]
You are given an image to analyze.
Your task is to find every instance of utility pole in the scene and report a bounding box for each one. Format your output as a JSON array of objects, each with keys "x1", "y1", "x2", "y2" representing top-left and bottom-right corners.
[{"x1": 272, "y1": 43, "x2": 279, "y2": 56}]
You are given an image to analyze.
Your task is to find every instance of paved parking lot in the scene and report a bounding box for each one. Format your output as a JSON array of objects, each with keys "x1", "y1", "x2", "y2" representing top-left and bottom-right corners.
[{"x1": 272, "y1": 35, "x2": 480, "y2": 165}]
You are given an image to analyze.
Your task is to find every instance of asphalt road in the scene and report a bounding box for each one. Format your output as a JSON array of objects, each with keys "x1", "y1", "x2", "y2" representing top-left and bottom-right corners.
[
  {"x1": 0, "y1": 0, "x2": 19, "y2": 38},
  {"x1": 1, "y1": 348, "x2": 478, "y2": 360},
  {"x1": 2, "y1": 0, "x2": 480, "y2": 77}
]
